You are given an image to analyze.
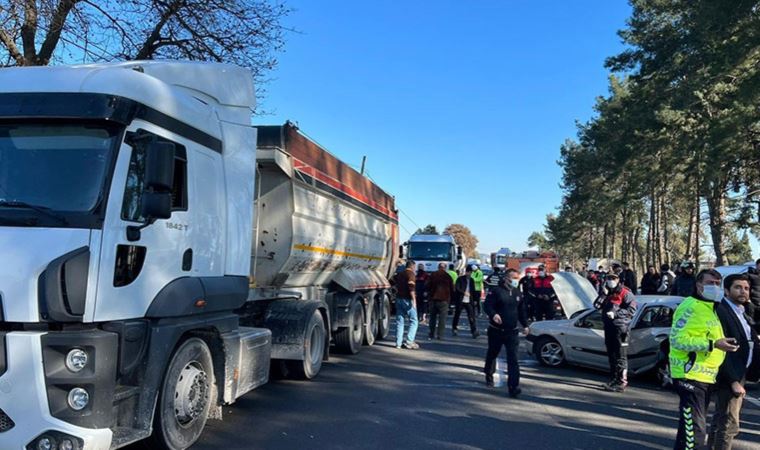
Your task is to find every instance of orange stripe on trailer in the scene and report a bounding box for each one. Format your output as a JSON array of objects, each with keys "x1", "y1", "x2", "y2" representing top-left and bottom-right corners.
[
  {"x1": 293, "y1": 244, "x2": 385, "y2": 261},
  {"x1": 293, "y1": 157, "x2": 398, "y2": 220}
]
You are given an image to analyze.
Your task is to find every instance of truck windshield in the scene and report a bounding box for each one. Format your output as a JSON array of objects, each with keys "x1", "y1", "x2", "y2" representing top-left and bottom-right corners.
[
  {"x1": 408, "y1": 242, "x2": 453, "y2": 261},
  {"x1": 0, "y1": 123, "x2": 120, "y2": 227},
  {"x1": 496, "y1": 255, "x2": 507, "y2": 265}
]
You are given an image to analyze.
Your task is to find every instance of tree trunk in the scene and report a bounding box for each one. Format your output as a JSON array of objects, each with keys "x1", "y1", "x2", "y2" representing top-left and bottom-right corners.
[{"x1": 706, "y1": 180, "x2": 728, "y2": 266}]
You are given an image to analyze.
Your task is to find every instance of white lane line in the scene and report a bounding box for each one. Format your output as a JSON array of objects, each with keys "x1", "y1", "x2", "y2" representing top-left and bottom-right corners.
[{"x1": 745, "y1": 396, "x2": 760, "y2": 409}]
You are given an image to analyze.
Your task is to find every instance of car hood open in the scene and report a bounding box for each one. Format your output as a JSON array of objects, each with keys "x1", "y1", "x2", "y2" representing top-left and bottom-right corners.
[{"x1": 549, "y1": 272, "x2": 598, "y2": 318}]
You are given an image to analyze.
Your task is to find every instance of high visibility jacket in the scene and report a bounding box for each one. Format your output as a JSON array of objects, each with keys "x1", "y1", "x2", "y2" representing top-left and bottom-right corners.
[
  {"x1": 471, "y1": 269, "x2": 484, "y2": 291},
  {"x1": 447, "y1": 270, "x2": 458, "y2": 284},
  {"x1": 669, "y1": 296, "x2": 726, "y2": 384}
]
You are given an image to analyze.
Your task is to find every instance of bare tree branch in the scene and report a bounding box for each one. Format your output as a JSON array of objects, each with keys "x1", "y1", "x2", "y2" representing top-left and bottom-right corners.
[
  {"x1": 0, "y1": 28, "x2": 24, "y2": 64},
  {"x1": 37, "y1": 0, "x2": 77, "y2": 64},
  {"x1": 20, "y1": 0, "x2": 38, "y2": 63}
]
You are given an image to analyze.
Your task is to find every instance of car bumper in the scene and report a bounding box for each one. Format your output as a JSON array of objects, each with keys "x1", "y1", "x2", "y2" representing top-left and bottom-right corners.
[{"x1": 0, "y1": 332, "x2": 112, "y2": 450}]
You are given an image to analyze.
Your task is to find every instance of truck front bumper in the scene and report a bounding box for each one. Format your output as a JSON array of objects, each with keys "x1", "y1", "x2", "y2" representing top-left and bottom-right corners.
[{"x1": 0, "y1": 332, "x2": 112, "y2": 450}]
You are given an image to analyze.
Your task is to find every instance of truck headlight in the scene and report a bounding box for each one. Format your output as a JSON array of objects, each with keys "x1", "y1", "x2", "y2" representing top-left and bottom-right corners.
[
  {"x1": 67, "y1": 388, "x2": 89, "y2": 411},
  {"x1": 65, "y1": 349, "x2": 88, "y2": 372}
]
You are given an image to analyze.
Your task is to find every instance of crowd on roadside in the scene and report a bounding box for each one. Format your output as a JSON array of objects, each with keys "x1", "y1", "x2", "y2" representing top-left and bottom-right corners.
[{"x1": 392, "y1": 257, "x2": 760, "y2": 450}]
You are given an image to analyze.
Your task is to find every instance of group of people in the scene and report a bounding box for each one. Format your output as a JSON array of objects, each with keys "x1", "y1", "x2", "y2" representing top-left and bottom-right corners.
[
  {"x1": 516, "y1": 265, "x2": 558, "y2": 321},
  {"x1": 394, "y1": 261, "x2": 534, "y2": 397}
]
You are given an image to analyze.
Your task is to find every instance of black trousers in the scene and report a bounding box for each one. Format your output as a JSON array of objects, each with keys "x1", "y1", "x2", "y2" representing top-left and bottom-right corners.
[
  {"x1": 473, "y1": 291, "x2": 482, "y2": 315},
  {"x1": 535, "y1": 299, "x2": 554, "y2": 321},
  {"x1": 484, "y1": 328, "x2": 520, "y2": 390},
  {"x1": 452, "y1": 300, "x2": 476, "y2": 334},
  {"x1": 603, "y1": 325, "x2": 628, "y2": 385},
  {"x1": 673, "y1": 379, "x2": 711, "y2": 450}
]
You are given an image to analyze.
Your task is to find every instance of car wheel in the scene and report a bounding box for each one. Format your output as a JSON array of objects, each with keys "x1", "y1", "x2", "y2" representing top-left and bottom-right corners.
[{"x1": 534, "y1": 336, "x2": 565, "y2": 367}]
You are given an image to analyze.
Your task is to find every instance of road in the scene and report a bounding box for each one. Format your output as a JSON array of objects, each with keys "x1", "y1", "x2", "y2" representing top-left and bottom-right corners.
[{"x1": 133, "y1": 317, "x2": 760, "y2": 449}]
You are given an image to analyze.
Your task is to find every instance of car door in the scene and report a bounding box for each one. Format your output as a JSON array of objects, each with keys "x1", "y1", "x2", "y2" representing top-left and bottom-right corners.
[
  {"x1": 628, "y1": 305, "x2": 674, "y2": 372},
  {"x1": 563, "y1": 309, "x2": 608, "y2": 369}
]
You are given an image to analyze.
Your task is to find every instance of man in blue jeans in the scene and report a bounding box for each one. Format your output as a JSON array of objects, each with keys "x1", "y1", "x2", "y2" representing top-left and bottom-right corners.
[{"x1": 395, "y1": 260, "x2": 420, "y2": 349}]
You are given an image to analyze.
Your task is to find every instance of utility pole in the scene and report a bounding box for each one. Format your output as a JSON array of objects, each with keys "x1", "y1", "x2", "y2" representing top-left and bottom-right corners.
[{"x1": 360, "y1": 156, "x2": 366, "y2": 175}]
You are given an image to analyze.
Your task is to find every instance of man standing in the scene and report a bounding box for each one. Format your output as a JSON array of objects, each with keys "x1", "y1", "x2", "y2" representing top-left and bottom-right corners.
[
  {"x1": 670, "y1": 269, "x2": 739, "y2": 450},
  {"x1": 621, "y1": 262, "x2": 638, "y2": 293},
  {"x1": 658, "y1": 263, "x2": 676, "y2": 295},
  {"x1": 594, "y1": 272, "x2": 637, "y2": 392},
  {"x1": 394, "y1": 260, "x2": 419, "y2": 349},
  {"x1": 427, "y1": 262, "x2": 454, "y2": 340},
  {"x1": 452, "y1": 266, "x2": 480, "y2": 338},
  {"x1": 641, "y1": 265, "x2": 661, "y2": 295},
  {"x1": 519, "y1": 270, "x2": 537, "y2": 322},
  {"x1": 415, "y1": 263, "x2": 430, "y2": 324},
  {"x1": 484, "y1": 268, "x2": 529, "y2": 397},
  {"x1": 708, "y1": 274, "x2": 759, "y2": 449},
  {"x1": 529, "y1": 265, "x2": 556, "y2": 321},
  {"x1": 471, "y1": 264, "x2": 485, "y2": 317},
  {"x1": 672, "y1": 263, "x2": 697, "y2": 297}
]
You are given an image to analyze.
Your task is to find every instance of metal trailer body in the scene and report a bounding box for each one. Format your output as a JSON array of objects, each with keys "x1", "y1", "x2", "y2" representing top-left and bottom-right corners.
[
  {"x1": 0, "y1": 62, "x2": 396, "y2": 450},
  {"x1": 404, "y1": 234, "x2": 464, "y2": 274}
]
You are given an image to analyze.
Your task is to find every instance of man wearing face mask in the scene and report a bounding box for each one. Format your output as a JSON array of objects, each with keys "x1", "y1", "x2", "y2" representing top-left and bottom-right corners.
[
  {"x1": 519, "y1": 269, "x2": 537, "y2": 322},
  {"x1": 529, "y1": 265, "x2": 556, "y2": 321},
  {"x1": 672, "y1": 262, "x2": 697, "y2": 297},
  {"x1": 669, "y1": 269, "x2": 740, "y2": 450},
  {"x1": 594, "y1": 272, "x2": 638, "y2": 392},
  {"x1": 483, "y1": 268, "x2": 529, "y2": 397}
]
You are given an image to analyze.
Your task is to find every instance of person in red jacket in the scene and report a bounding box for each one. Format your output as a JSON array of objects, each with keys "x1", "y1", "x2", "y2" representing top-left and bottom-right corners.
[{"x1": 528, "y1": 265, "x2": 557, "y2": 321}]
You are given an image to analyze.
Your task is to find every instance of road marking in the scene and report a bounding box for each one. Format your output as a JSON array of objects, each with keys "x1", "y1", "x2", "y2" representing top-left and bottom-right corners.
[{"x1": 745, "y1": 396, "x2": 760, "y2": 409}]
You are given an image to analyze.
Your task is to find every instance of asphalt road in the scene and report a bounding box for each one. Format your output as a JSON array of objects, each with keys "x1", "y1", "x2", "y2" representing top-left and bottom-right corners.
[{"x1": 133, "y1": 317, "x2": 760, "y2": 449}]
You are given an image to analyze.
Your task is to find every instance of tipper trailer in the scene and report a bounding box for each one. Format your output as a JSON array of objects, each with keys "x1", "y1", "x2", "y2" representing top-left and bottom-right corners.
[{"x1": 0, "y1": 61, "x2": 397, "y2": 450}]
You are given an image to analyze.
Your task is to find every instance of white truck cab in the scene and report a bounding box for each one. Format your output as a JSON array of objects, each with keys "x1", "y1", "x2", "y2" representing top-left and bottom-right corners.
[{"x1": 403, "y1": 234, "x2": 463, "y2": 273}]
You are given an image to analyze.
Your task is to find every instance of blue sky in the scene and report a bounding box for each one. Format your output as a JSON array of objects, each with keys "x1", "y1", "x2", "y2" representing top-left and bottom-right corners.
[{"x1": 258, "y1": 0, "x2": 759, "y2": 258}]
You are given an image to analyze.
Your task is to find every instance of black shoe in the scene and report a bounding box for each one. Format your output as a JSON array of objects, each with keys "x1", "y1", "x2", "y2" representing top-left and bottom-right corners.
[
  {"x1": 452, "y1": 329, "x2": 458, "y2": 336},
  {"x1": 604, "y1": 382, "x2": 626, "y2": 393},
  {"x1": 508, "y1": 387, "x2": 522, "y2": 398},
  {"x1": 472, "y1": 331, "x2": 480, "y2": 339},
  {"x1": 485, "y1": 378, "x2": 494, "y2": 387}
]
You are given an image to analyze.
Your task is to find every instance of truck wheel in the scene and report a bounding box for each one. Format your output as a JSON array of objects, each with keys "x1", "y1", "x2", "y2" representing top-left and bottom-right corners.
[
  {"x1": 335, "y1": 300, "x2": 365, "y2": 354},
  {"x1": 376, "y1": 293, "x2": 391, "y2": 340},
  {"x1": 364, "y1": 296, "x2": 377, "y2": 346},
  {"x1": 150, "y1": 338, "x2": 214, "y2": 450},
  {"x1": 287, "y1": 311, "x2": 326, "y2": 380}
]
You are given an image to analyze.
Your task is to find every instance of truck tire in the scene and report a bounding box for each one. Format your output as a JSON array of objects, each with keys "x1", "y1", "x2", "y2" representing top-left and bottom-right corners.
[
  {"x1": 286, "y1": 310, "x2": 326, "y2": 380},
  {"x1": 376, "y1": 292, "x2": 391, "y2": 340},
  {"x1": 149, "y1": 338, "x2": 214, "y2": 450},
  {"x1": 364, "y1": 294, "x2": 377, "y2": 346},
  {"x1": 335, "y1": 299, "x2": 365, "y2": 354}
]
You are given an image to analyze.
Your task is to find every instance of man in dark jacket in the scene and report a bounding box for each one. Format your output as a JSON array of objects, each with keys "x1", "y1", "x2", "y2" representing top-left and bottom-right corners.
[
  {"x1": 426, "y1": 262, "x2": 454, "y2": 340},
  {"x1": 452, "y1": 266, "x2": 479, "y2": 338},
  {"x1": 708, "y1": 274, "x2": 760, "y2": 449},
  {"x1": 415, "y1": 264, "x2": 430, "y2": 323},
  {"x1": 621, "y1": 262, "x2": 638, "y2": 293},
  {"x1": 671, "y1": 263, "x2": 697, "y2": 297},
  {"x1": 594, "y1": 272, "x2": 638, "y2": 392},
  {"x1": 518, "y1": 270, "x2": 536, "y2": 322},
  {"x1": 746, "y1": 259, "x2": 760, "y2": 327},
  {"x1": 640, "y1": 265, "x2": 660, "y2": 295},
  {"x1": 484, "y1": 269, "x2": 529, "y2": 397}
]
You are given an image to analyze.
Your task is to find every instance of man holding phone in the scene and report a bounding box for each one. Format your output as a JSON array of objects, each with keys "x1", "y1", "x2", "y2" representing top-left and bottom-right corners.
[
  {"x1": 669, "y1": 269, "x2": 739, "y2": 450},
  {"x1": 708, "y1": 273, "x2": 759, "y2": 449}
]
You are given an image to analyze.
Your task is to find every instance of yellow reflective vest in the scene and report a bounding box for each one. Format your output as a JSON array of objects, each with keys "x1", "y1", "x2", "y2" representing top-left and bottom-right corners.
[{"x1": 669, "y1": 296, "x2": 726, "y2": 384}]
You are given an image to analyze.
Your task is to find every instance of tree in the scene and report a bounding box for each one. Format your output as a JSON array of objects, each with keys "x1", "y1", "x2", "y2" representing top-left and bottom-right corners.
[
  {"x1": 414, "y1": 224, "x2": 439, "y2": 235},
  {"x1": 0, "y1": 0, "x2": 291, "y2": 100},
  {"x1": 444, "y1": 224, "x2": 479, "y2": 258},
  {"x1": 527, "y1": 231, "x2": 549, "y2": 251}
]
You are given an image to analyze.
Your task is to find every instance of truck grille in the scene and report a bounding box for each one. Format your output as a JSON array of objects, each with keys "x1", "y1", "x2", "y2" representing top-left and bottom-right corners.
[{"x1": 0, "y1": 408, "x2": 14, "y2": 432}]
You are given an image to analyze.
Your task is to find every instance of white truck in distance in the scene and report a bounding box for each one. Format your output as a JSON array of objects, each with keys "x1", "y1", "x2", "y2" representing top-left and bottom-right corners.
[
  {"x1": 403, "y1": 234, "x2": 464, "y2": 273},
  {"x1": 0, "y1": 62, "x2": 398, "y2": 450}
]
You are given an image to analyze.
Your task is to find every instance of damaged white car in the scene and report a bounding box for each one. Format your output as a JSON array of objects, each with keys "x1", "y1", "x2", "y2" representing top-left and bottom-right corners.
[{"x1": 527, "y1": 272, "x2": 683, "y2": 384}]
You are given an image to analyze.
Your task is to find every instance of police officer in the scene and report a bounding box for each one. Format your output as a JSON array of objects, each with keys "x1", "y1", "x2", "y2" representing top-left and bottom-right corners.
[
  {"x1": 483, "y1": 268, "x2": 529, "y2": 397},
  {"x1": 594, "y1": 272, "x2": 637, "y2": 392}
]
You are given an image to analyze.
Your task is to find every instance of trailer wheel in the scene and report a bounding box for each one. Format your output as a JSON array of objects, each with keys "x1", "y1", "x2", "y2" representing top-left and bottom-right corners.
[
  {"x1": 149, "y1": 338, "x2": 214, "y2": 450},
  {"x1": 364, "y1": 295, "x2": 377, "y2": 346},
  {"x1": 287, "y1": 310, "x2": 326, "y2": 379},
  {"x1": 335, "y1": 299, "x2": 365, "y2": 354},
  {"x1": 376, "y1": 292, "x2": 391, "y2": 340}
]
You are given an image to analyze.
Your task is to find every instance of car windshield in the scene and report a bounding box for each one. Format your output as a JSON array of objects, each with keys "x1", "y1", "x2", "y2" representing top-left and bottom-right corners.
[
  {"x1": 408, "y1": 242, "x2": 453, "y2": 261},
  {"x1": 0, "y1": 123, "x2": 119, "y2": 225}
]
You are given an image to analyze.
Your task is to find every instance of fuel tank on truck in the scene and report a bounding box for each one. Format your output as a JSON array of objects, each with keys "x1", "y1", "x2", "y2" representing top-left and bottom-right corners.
[{"x1": 251, "y1": 122, "x2": 398, "y2": 293}]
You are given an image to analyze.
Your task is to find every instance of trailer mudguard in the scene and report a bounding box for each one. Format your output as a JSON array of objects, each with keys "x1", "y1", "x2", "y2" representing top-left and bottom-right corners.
[{"x1": 264, "y1": 298, "x2": 329, "y2": 361}]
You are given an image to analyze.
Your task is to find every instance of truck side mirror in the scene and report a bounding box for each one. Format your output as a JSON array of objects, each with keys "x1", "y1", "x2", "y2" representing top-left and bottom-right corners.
[
  {"x1": 141, "y1": 192, "x2": 172, "y2": 220},
  {"x1": 457, "y1": 246, "x2": 463, "y2": 259},
  {"x1": 398, "y1": 245, "x2": 404, "y2": 258},
  {"x1": 145, "y1": 141, "x2": 175, "y2": 192}
]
